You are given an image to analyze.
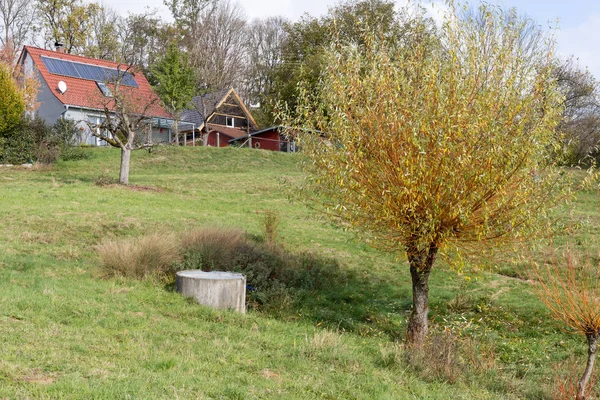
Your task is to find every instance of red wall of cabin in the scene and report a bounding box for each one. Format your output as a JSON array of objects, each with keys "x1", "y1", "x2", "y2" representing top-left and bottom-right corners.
[
  {"x1": 206, "y1": 131, "x2": 233, "y2": 147},
  {"x1": 251, "y1": 130, "x2": 280, "y2": 151}
]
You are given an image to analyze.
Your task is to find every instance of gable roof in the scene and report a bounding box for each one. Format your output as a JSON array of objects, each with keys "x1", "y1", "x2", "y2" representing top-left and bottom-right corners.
[
  {"x1": 19, "y1": 46, "x2": 171, "y2": 119},
  {"x1": 182, "y1": 88, "x2": 258, "y2": 131}
]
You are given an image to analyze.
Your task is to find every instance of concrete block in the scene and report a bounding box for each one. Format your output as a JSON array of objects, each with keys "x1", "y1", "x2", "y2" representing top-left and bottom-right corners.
[{"x1": 175, "y1": 270, "x2": 246, "y2": 313}]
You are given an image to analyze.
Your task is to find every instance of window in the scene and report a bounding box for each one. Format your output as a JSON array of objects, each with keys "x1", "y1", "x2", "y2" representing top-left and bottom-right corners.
[
  {"x1": 226, "y1": 117, "x2": 234, "y2": 127},
  {"x1": 96, "y1": 81, "x2": 112, "y2": 97}
]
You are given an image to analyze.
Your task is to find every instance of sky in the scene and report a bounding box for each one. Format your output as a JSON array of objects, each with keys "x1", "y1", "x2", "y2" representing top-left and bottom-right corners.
[{"x1": 101, "y1": 0, "x2": 600, "y2": 80}]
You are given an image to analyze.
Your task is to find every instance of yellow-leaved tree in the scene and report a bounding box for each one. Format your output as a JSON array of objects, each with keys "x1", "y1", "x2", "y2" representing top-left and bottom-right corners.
[
  {"x1": 286, "y1": 2, "x2": 566, "y2": 346},
  {"x1": 0, "y1": 61, "x2": 25, "y2": 136}
]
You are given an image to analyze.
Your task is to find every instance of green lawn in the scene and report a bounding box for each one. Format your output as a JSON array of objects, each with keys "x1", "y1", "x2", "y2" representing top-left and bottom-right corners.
[{"x1": 0, "y1": 146, "x2": 595, "y2": 398}]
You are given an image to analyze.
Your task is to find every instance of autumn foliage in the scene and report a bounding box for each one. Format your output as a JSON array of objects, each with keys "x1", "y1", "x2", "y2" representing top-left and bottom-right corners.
[
  {"x1": 287, "y1": 2, "x2": 566, "y2": 346},
  {"x1": 535, "y1": 252, "x2": 600, "y2": 400},
  {"x1": 0, "y1": 61, "x2": 25, "y2": 135}
]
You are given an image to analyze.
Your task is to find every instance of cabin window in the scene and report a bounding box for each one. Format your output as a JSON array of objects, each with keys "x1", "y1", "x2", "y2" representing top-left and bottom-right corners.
[{"x1": 226, "y1": 117, "x2": 235, "y2": 127}]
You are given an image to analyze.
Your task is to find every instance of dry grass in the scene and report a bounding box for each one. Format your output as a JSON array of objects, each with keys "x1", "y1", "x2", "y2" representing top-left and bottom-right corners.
[
  {"x1": 405, "y1": 331, "x2": 496, "y2": 384},
  {"x1": 180, "y1": 227, "x2": 248, "y2": 271},
  {"x1": 551, "y1": 356, "x2": 598, "y2": 400},
  {"x1": 96, "y1": 232, "x2": 181, "y2": 279},
  {"x1": 258, "y1": 209, "x2": 281, "y2": 246}
]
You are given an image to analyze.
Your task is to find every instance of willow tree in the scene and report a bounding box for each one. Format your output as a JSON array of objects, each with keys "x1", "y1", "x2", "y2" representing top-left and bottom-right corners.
[
  {"x1": 287, "y1": 3, "x2": 565, "y2": 346},
  {"x1": 535, "y1": 253, "x2": 600, "y2": 400}
]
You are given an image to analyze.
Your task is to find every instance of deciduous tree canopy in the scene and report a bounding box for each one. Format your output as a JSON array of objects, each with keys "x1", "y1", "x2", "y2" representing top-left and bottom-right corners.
[
  {"x1": 0, "y1": 61, "x2": 24, "y2": 135},
  {"x1": 287, "y1": 2, "x2": 566, "y2": 346}
]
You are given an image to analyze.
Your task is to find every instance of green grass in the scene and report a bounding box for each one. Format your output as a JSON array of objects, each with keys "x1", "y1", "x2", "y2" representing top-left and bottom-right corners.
[{"x1": 0, "y1": 146, "x2": 596, "y2": 398}]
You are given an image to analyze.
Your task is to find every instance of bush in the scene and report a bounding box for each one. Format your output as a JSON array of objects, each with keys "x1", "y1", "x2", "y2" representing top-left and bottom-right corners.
[
  {"x1": 551, "y1": 355, "x2": 598, "y2": 400},
  {"x1": 95, "y1": 174, "x2": 118, "y2": 186},
  {"x1": 52, "y1": 119, "x2": 91, "y2": 162},
  {"x1": 179, "y1": 228, "x2": 345, "y2": 309},
  {"x1": 0, "y1": 117, "x2": 92, "y2": 165},
  {"x1": 96, "y1": 227, "x2": 347, "y2": 313},
  {"x1": 0, "y1": 115, "x2": 53, "y2": 164},
  {"x1": 96, "y1": 233, "x2": 181, "y2": 279}
]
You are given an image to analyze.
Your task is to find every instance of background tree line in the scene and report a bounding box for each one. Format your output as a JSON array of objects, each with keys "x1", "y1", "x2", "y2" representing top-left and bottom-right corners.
[{"x1": 0, "y1": 0, "x2": 599, "y2": 164}]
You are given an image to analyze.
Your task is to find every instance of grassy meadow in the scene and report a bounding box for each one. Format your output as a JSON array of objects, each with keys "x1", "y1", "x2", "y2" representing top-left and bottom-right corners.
[{"x1": 0, "y1": 146, "x2": 597, "y2": 399}]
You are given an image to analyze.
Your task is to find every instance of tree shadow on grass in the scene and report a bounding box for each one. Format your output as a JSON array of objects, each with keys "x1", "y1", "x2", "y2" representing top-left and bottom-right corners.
[{"x1": 175, "y1": 229, "x2": 413, "y2": 340}]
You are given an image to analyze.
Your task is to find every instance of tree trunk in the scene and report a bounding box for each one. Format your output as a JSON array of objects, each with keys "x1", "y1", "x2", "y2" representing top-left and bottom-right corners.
[
  {"x1": 577, "y1": 332, "x2": 599, "y2": 400},
  {"x1": 406, "y1": 242, "x2": 438, "y2": 347},
  {"x1": 173, "y1": 120, "x2": 180, "y2": 146},
  {"x1": 119, "y1": 146, "x2": 131, "y2": 185}
]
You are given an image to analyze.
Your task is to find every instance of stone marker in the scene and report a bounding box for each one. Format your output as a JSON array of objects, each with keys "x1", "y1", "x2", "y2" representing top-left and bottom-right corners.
[{"x1": 175, "y1": 270, "x2": 246, "y2": 313}]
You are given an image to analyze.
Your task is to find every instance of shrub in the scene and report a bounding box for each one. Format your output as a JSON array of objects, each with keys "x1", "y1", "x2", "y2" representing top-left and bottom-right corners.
[
  {"x1": 52, "y1": 119, "x2": 91, "y2": 161},
  {"x1": 0, "y1": 62, "x2": 25, "y2": 136},
  {"x1": 97, "y1": 233, "x2": 181, "y2": 279},
  {"x1": 179, "y1": 228, "x2": 345, "y2": 309},
  {"x1": 0, "y1": 115, "x2": 53, "y2": 164},
  {"x1": 35, "y1": 140, "x2": 62, "y2": 164},
  {"x1": 551, "y1": 356, "x2": 599, "y2": 400},
  {"x1": 95, "y1": 174, "x2": 118, "y2": 186}
]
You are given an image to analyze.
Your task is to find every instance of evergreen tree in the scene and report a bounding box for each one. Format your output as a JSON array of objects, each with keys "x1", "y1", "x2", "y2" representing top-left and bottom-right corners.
[{"x1": 151, "y1": 43, "x2": 196, "y2": 145}]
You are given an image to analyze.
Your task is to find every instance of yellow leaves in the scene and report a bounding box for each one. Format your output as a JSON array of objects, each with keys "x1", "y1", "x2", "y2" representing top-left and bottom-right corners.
[{"x1": 285, "y1": 1, "x2": 567, "y2": 258}]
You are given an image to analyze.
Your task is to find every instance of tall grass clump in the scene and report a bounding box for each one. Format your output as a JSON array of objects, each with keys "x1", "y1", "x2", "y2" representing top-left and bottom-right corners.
[
  {"x1": 258, "y1": 209, "x2": 281, "y2": 246},
  {"x1": 97, "y1": 232, "x2": 181, "y2": 279},
  {"x1": 403, "y1": 330, "x2": 496, "y2": 384}
]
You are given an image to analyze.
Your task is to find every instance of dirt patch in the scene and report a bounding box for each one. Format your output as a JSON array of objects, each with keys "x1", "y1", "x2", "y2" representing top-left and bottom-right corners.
[
  {"x1": 126, "y1": 185, "x2": 164, "y2": 192},
  {"x1": 102, "y1": 184, "x2": 164, "y2": 192},
  {"x1": 261, "y1": 369, "x2": 280, "y2": 380},
  {"x1": 23, "y1": 369, "x2": 56, "y2": 385}
]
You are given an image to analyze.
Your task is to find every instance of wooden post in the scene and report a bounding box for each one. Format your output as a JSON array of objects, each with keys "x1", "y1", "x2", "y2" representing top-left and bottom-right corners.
[{"x1": 247, "y1": 123, "x2": 251, "y2": 148}]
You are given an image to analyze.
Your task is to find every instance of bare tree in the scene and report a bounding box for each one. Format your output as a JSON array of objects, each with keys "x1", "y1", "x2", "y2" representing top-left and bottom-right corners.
[
  {"x1": 244, "y1": 16, "x2": 287, "y2": 106},
  {"x1": 553, "y1": 57, "x2": 600, "y2": 165},
  {"x1": 84, "y1": 4, "x2": 123, "y2": 61},
  {"x1": 164, "y1": 0, "x2": 214, "y2": 40},
  {"x1": 90, "y1": 68, "x2": 157, "y2": 185},
  {"x1": 0, "y1": 0, "x2": 35, "y2": 62},
  {"x1": 189, "y1": 0, "x2": 248, "y2": 93},
  {"x1": 119, "y1": 9, "x2": 168, "y2": 73}
]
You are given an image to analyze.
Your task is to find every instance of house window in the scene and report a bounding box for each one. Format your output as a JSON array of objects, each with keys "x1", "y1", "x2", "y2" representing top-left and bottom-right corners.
[
  {"x1": 87, "y1": 116, "x2": 110, "y2": 146},
  {"x1": 226, "y1": 117, "x2": 234, "y2": 127},
  {"x1": 96, "y1": 81, "x2": 112, "y2": 97}
]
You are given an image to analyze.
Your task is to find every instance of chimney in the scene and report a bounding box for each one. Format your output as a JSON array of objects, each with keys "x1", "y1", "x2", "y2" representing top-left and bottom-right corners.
[{"x1": 54, "y1": 41, "x2": 64, "y2": 53}]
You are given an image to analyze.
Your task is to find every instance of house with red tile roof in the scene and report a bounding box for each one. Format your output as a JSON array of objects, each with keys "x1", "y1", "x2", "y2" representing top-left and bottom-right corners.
[{"x1": 16, "y1": 46, "x2": 175, "y2": 146}]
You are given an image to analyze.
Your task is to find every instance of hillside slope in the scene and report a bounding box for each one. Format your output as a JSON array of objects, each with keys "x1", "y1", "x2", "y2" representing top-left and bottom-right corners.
[{"x1": 0, "y1": 146, "x2": 594, "y2": 398}]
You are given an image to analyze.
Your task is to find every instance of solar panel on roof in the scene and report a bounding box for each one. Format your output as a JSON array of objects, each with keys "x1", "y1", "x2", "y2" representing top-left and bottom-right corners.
[{"x1": 40, "y1": 56, "x2": 139, "y2": 88}]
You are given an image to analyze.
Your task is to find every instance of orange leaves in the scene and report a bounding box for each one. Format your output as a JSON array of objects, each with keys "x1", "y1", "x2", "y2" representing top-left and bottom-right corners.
[{"x1": 535, "y1": 251, "x2": 600, "y2": 336}]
